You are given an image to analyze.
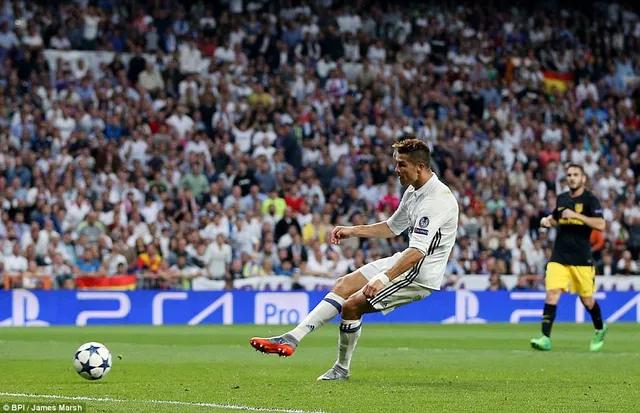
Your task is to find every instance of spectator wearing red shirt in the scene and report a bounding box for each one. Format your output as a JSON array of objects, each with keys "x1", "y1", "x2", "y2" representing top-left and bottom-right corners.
[
  {"x1": 378, "y1": 184, "x2": 400, "y2": 212},
  {"x1": 285, "y1": 185, "x2": 305, "y2": 212},
  {"x1": 539, "y1": 142, "x2": 561, "y2": 169}
]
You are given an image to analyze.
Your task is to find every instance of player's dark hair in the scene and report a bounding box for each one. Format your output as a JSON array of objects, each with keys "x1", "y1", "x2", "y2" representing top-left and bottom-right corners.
[
  {"x1": 566, "y1": 163, "x2": 586, "y2": 175},
  {"x1": 392, "y1": 138, "x2": 431, "y2": 169}
]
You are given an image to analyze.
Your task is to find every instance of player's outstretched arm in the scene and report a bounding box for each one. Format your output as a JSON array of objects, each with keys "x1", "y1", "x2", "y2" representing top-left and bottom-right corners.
[
  {"x1": 363, "y1": 247, "x2": 425, "y2": 298},
  {"x1": 330, "y1": 222, "x2": 396, "y2": 244}
]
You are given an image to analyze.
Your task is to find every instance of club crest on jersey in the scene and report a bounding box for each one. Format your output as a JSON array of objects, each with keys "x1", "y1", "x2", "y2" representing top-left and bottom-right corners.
[
  {"x1": 419, "y1": 216, "x2": 429, "y2": 228},
  {"x1": 574, "y1": 203, "x2": 583, "y2": 214}
]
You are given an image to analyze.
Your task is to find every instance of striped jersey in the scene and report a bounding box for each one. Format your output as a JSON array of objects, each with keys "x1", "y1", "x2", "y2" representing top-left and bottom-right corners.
[{"x1": 385, "y1": 174, "x2": 459, "y2": 290}]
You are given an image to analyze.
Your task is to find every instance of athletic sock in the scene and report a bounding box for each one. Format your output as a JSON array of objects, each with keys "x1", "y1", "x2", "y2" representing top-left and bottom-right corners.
[
  {"x1": 336, "y1": 318, "x2": 362, "y2": 371},
  {"x1": 587, "y1": 301, "x2": 604, "y2": 330},
  {"x1": 541, "y1": 303, "x2": 557, "y2": 338},
  {"x1": 288, "y1": 292, "x2": 345, "y2": 342}
]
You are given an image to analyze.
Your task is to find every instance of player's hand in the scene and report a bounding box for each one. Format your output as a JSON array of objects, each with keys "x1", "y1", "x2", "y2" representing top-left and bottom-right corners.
[
  {"x1": 330, "y1": 226, "x2": 355, "y2": 244},
  {"x1": 561, "y1": 209, "x2": 579, "y2": 220},
  {"x1": 363, "y1": 279, "x2": 384, "y2": 298},
  {"x1": 540, "y1": 217, "x2": 552, "y2": 228}
]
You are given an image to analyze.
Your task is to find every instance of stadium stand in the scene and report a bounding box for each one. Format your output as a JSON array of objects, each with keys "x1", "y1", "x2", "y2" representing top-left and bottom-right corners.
[{"x1": 0, "y1": 0, "x2": 638, "y2": 292}]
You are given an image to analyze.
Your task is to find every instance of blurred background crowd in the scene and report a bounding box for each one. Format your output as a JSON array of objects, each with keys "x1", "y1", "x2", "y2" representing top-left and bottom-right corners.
[{"x1": 0, "y1": 0, "x2": 639, "y2": 291}]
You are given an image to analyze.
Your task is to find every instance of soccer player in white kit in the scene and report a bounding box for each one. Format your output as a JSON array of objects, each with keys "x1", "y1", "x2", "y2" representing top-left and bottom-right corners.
[{"x1": 250, "y1": 138, "x2": 459, "y2": 380}]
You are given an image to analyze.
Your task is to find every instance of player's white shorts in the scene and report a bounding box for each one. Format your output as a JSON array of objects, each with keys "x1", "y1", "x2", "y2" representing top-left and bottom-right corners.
[{"x1": 359, "y1": 252, "x2": 433, "y2": 315}]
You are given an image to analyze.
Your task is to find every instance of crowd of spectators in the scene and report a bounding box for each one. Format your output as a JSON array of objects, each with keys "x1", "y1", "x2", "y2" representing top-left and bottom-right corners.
[{"x1": 0, "y1": 0, "x2": 639, "y2": 292}]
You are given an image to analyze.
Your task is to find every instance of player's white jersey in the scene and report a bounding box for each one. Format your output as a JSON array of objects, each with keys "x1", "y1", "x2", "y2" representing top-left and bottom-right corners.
[{"x1": 385, "y1": 174, "x2": 459, "y2": 289}]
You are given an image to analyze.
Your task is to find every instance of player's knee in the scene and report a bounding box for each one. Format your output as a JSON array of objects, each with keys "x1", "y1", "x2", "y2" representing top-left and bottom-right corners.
[
  {"x1": 332, "y1": 272, "x2": 365, "y2": 299},
  {"x1": 546, "y1": 289, "x2": 561, "y2": 304},
  {"x1": 332, "y1": 276, "x2": 349, "y2": 299},
  {"x1": 580, "y1": 296, "x2": 594, "y2": 309}
]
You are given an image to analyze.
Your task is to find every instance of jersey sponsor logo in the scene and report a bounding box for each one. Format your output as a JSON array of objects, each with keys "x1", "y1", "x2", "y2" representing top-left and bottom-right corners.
[
  {"x1": 418, "y1": 216, "x2": 429, "y2": 228},
  {"x1": 559, "y1": 218, "x2": 585, "y2": 225},
  {"x1": 574, "y1": 203, "x2": 583, "y2": 214},
  {"x1": 413, "y1": 227, "x2": 429, "y2": 236},
  {"x1": 594, "y1": 209, "x2": 602, "y2": 214}
]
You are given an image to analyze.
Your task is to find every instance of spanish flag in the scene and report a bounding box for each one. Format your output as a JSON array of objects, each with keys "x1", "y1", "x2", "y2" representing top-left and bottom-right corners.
[
  {"x1": 76, "y1": 275, "x2": 137, "y2": 290},
  {"x1": 542, "y1": 71, "x2": 574, "y2": 93}
]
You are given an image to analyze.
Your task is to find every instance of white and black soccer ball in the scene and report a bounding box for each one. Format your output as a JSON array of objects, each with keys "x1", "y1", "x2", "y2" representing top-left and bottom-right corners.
[{"x1": 73, "y1": 342, "x2": 112, "y2": 380}]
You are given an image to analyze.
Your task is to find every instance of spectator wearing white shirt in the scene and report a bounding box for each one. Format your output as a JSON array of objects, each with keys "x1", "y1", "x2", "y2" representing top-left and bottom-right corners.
[
  {"x1": 0, "y1": 21, "x2": 20, "y2": 50},
  {"x1": 576, "y1": 77, "x2": 599, "y2": 105},
  {"x1": 50, "y1": 253, "x2": 73, "y2": 288},
  {"x1": 140, "y1": 196, "x2": 161, "y2": 224},
  {"x1": 65, "y1": 194, "x2": 92, "y2": 231},
  {"x1": 166, "y1": 106, "x2": 195, "y2": 139},
  {"x1": 200, "y1": 213, "x2": 230, "y2": 241},
  {"x1": 542, "y1": 121, "x2": 562, "y2": 144},
  {"x1": 211, "y1": 105, "x2": 234, "y2": 132},
  {"x1": 199, "y1": 9, "x2": 216, "y2": 33},
  {"x1": 54, "y1": 107, "x2": 77, "y2": 143},
  {"x1": 35, "y1": 220, "x2": 59, "y2": 257},
  {"x1": 120, "y1": 131, "x2": 149, "y2": 167},
  {"x1": 169, "y1": 254, "x2": 204, "y2": 289},
  {"x1": 83, "y1": 7, "x2": 102, "y2": 49},
  {"x1": 184, "y1": 133, "x2": 212, "y2": 163},
  {"x1": 303, "y1": 248, "x2": 334, "y2": 278},
  {"x1": 502, "y1": 122, "x2": 522, "y2": 149},
  {"x1": 336, "y1": 9, "x2": 362, "y2": 34},
  {"x1": 138, "y1": 62, "x2": 165, "y2": 95},
  {"x1": 232, "y1": 122, "x2": 255, "y2": 154},
  {"x1": 214, "y1": 39, "x2": 236, "y2": 64},
  {"x1": 103, "y1": 243, "x2": 128, "y2": 275},
  {"x1": 2, "y1": 244, "x2": 28, "y2": 280},
  {"x1": 179, "y1": 40, "x2": 203, "y2": 75},
  {"x1": 252, "y1": 124, "x2": 277, "y2": 147},
  {"x1": 204, "y1": 234, "x2": 233, "y2": 280},
  {"x1": 300, "y1": 15, "x2": 320, "y2": 39},
  {"x1": 343, "y1": 33, "x2": 360, "y2": 62},
  {"x1": 366, "y1": 39, "x2": 386, "y2": 63},
  {"x1": 412, "y1": 37, "x2": 432, "y2": 64},
  {"x1": 22, "y1": 24, "x2": 43, "y2": 50},
  {"x1": 616, "y1": 250, "x2": 639, "y2": 275},
  {"x1": 357, "y1": 176, "x2": 379, "y2": 206},
  {"x1": 252, "y1": 137, "x2": 276, "y2": 160},
  {"x1": 179, "y1": 73, "x2": 199, "y2": 102},
  {"x1": 231, "y1": 217, "x2": 259, "y2": 255}
]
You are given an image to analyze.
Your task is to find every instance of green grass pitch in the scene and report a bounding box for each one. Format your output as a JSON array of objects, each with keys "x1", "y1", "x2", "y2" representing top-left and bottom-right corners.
[{"x1": 0, "y1": 324, "x2": 639, "y2": 412}]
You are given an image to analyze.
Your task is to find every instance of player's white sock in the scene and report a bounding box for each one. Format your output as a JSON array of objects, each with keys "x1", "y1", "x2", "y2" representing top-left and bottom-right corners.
[
  {"x1": 336, "y1": 318, "x2": 362, "y2": 371},
  {"x1": 288, "y1": 292, "x2": 345, "y2": 342}
]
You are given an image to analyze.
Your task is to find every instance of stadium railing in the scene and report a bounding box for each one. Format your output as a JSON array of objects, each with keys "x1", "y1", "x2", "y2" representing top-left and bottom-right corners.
[{"x1": 2, "y1": 274, "x2": 638, "y2": 291}]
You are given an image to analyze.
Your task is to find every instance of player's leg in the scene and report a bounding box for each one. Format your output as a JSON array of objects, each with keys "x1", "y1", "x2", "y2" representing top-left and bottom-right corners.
[
  {"x1": 287, "y1": 271, "x2": 369, "y2": 341},
  {"x1": 573, "y1": 266, "x2": 607, "y2": 351},
  {"x1": 531, "y1": 262, "x2": 568, "y2": 351},
  {"x1": 317, "y1": 292, "x2": 378, "y2": 381},
  {"x1": 249, "y1": 270, "x2": 368, "y2": 356},
  {"x1": 318, "y1": 277, "x2": 432, "y2": 381}
]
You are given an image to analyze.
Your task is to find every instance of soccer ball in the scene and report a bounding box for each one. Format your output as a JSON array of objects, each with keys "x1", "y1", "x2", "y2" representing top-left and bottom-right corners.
[{"x1": 73, "y1": 342, "x2": 112, "y2": 380}]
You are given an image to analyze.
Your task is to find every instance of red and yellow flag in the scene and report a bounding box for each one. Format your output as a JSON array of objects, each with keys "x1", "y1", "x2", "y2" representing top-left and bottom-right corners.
[
  {"x1": 542, "y1": 71, "x2": 574, "y2": 93},
  {"x1": 76, "y1": 275, "x2": 137, "y2": 290}
]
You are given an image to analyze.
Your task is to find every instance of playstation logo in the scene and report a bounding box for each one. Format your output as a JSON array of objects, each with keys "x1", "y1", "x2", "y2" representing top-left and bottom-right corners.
[
  {"x1": 442, "y1": 290, "x2": 486, "y2": 324},
  {"x1": 0, "y1": 289, "x2": 50, "y2": 327}
]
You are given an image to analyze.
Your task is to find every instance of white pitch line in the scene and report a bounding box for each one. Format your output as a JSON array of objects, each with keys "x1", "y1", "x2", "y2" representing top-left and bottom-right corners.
[{"x1": 0, "y1": 392, "x2": 328, "y2": 413}]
